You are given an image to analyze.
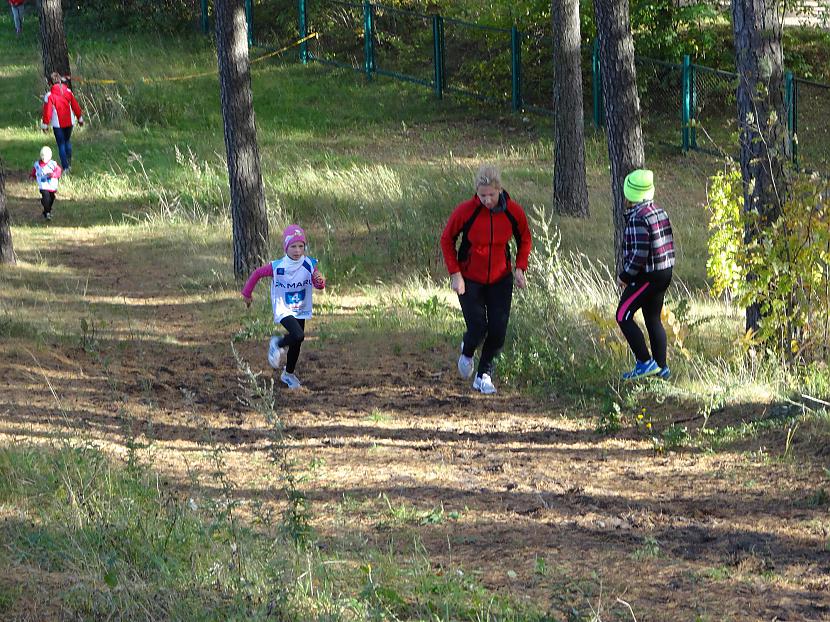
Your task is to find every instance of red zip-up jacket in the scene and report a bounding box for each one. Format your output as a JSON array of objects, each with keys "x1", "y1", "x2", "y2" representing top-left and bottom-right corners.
[
  {"x1": 41, "y1": 83, "x2": 83, "y2": 129},
  {"x1": 440, "y1": 191, "x2": 532, "y2": 285}
]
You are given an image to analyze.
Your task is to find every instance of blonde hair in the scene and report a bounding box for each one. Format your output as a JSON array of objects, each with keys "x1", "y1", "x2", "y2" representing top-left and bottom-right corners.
[
  {"x1": 50, "y1": 72, "x2": 62, "y2": 85},
  {"x1": 474, "y1": 164, "x2": 502, "y2": 190}
]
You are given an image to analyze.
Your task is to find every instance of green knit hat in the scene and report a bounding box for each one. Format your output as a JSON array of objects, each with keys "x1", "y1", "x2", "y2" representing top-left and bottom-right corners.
[{"x1": 623, "y1": 169, "x2": 655, "y2": 203}]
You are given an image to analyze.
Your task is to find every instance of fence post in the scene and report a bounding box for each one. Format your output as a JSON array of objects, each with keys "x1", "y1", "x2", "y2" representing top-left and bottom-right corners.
[
  {"x1": 363, "y1": 0, "x2": 374, "y2": 80},
  {"x1": 682, "y1": 54, "x2": 691, "y2": 152},
  {"x1": 245, "y1": 0, "x2": 253, "y2": 46},
  {"x1": 690, "y1": 60, "x2": 697, "y2": 149},
  {"x1": 432, "y1": 15, "x2": 444, "y2": 99},
  {"x1": 298, "y1": 0, "x2": 308, "y2": 64},
  {"x1": 200, "y1": 0, "x2": 208, "y2": 34},
  {"x1": 511, "y1": 26, "x2": 522, "y2": 112},
  {"x1": 785, "y1": 71, "x2": 797, "y2": 166},
  {"x1": 592, "y1": 39, "x2": 604, "y2": 128}
]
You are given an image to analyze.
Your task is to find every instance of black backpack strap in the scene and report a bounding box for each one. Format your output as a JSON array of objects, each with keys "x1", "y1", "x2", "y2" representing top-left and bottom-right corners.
[
  {"x1": 456, "y1": 203, "x2": 484, "y2": 263},
  {"x1": 503, "y1": 203, "x2": 521, "y2": 266}
]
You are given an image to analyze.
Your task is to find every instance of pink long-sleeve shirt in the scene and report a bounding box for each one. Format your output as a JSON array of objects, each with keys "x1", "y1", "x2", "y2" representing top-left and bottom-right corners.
[{"x1": 241, "y1": 261, "x2": 326, "y2": 299}]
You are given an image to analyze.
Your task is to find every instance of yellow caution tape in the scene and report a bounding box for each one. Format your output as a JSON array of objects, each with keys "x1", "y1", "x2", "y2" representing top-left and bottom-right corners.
[{"x1": 75, "y1": 32, "x2": 319, "y2": 86}]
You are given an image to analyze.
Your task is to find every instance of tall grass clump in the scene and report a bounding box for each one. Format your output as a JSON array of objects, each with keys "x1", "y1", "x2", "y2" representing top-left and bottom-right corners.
[
  {"x1": 503, "y1": 207, "x2": 624, "y2": 396},
  {"x1": 0, "y1": 432, "x2": 546, "y2": 619},
  {"x1": 275, "y1": 163, "x2": 471, "y2": 279},
  {"x1": 0, "y1": 442, "x2": 284, "y2": 620},
  {"x1": 72, "y1": 34, "x2": 218, "y2": 129},
  {"x1": 233, "y1": 345, "x2": 314, "y2": 548},
  {"x1": 126, "y1": 147, "x2": 232, "y2": 225}
]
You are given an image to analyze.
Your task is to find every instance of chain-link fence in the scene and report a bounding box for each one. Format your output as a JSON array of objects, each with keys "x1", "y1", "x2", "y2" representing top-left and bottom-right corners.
[
  {"x1": 690, "y1": 65, "x2": 738, "y2": 155},
  {"x1": 441, "y1": 18, "x2": 514, "y2": 104},
  {"x1": 519, "y1": 33, "x2": 553, "y2": 114},
  {"x1": 195, "y1": 0, "x2": 830, "y2": 171},
  {"x1": 794, "y1": 79, "x2": 830, "y2": 170},
  {"x1": 635, "y1": 57, "x2": 682, "y2": 145},
  {"x1": 248, "y1": 0, "x2": 302, "y2": 49},
  {"x1": 372, "y1": 4, "x2": 435, "y2": 87},
  {"x1": 306, "y1": 0, "x2": 364, "y2": 71}
]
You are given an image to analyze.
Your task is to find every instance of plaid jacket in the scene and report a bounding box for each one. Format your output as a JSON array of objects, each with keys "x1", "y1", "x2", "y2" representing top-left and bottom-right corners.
[{"x1": 619, "y1": 200, "x2": 675, "y2": 284}]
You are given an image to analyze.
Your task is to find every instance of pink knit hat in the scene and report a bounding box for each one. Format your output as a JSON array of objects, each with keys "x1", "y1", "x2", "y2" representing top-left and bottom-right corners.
[{"x1": 282, "y1": 224, "x2": 307, "y2": 253}]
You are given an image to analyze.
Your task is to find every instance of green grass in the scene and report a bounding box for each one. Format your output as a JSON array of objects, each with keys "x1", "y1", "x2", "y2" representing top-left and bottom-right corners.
[{"x1": 0, "y1": 443, "x2": 548, "y2": 621}]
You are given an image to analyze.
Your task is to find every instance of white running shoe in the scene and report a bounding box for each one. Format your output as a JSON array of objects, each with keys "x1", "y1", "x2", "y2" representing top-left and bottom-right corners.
[
  {"x1": 473, "y1": 373, "x2": 496, "y2": 394},
  {"x1": 268, "y1": 337, "x2": 285, "y2": 370},
  {"x1": 280, "y1": 370, "x2": 302, "y2": 389},
  {"x1": 457, "y1": 341, "x2": 474, "y2": 379}
]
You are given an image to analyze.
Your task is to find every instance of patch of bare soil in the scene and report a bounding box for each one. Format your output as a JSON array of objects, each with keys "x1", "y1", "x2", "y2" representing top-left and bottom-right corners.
[{"x1": 2, "y1": 194, "x2": 829, "y2": 621}]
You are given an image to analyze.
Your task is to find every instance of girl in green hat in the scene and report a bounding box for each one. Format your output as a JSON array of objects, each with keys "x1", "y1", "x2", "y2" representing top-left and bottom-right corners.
[{"x1": 615, "y1": 169, "x2": 675, "y2": 380}]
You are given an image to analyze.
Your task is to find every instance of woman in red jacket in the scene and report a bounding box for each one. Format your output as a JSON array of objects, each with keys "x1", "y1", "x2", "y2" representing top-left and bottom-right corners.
[
  {"x1": 440, "y1": 164, "x2": 532, "y2": 394},
  {"x1": 9, "y1": 0, "x2": 25, "y2": 35},
  {"x1": 41, "y1": 72, "x2": 84, "y2": 172}
]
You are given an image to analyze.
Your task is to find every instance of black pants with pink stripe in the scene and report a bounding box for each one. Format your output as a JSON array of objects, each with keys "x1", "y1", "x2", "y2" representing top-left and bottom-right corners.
[{"x1": 616, "y1": 268, "x2": 672, "y2": 368}]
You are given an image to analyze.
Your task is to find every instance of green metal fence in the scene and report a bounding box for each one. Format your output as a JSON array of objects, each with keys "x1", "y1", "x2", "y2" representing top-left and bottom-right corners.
[{"x1": 199, "y1": 0, "x2": 830, "y2": 171}]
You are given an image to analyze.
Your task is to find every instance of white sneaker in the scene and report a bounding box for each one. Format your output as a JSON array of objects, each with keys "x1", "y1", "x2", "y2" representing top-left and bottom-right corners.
[
  {"x1": 457, "y1": 342, "x2": 474, "y2": 379},
  {"x1": 280, "y1": 370, "x2": 302, "y2": 389},
  {"x1": 268, "y1": 337, "x2": 285, "y2": 369},
  {"x1": 473, "y1": 373, "x2": 496, "y2": 394}
]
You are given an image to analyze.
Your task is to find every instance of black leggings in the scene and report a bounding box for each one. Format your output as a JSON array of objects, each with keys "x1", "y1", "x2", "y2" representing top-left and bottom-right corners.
[
  {"x1": 458, "y1": 273, "x2": 513, "y2": 376},
  {"x1": 278, "y1": 317, "x2": 305, "y2": 374},
  {"x1": 40, "y1": 190, "x2": 55, "y2": 215},
  {"x1": 616, "y1": 268, "x2": 673, "y2": 367}
]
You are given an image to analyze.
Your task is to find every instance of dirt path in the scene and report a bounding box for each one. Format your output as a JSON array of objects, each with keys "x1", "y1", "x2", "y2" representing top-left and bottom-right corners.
[{"x1": 2, "y1": 188, "x2": 829, "y2": 621}]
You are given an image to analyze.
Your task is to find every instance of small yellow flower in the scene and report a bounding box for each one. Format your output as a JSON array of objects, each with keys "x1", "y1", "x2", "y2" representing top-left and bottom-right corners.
[
  {"x1": 646, "y1": 422, "x2": 652, "y2": 429},
  {"x1": 637, "y1": 414, "x2": 644, "y2": 420}
]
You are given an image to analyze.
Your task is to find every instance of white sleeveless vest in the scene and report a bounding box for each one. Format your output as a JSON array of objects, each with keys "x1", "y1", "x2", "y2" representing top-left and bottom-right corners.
[
  {"x1": 34, "y1": 160, "x2": 59, "y2": 192},
  {"x1": 270, "y1": 255, "x2": 317, "y2": 322}
]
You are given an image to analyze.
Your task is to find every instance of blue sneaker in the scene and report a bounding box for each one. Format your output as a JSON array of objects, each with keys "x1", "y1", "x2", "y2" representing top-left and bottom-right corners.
[
  {"x1": 621, "y1": 359, "x2": 660, "y2": 380},
  {"x1": 657, "y1": 366, "x2": 671, "y2": 380}
]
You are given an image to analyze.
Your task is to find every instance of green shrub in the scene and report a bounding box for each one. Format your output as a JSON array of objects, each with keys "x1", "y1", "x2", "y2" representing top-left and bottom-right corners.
[{"x1": 707, "y1": 164, "x2": 830, "y2": 362}]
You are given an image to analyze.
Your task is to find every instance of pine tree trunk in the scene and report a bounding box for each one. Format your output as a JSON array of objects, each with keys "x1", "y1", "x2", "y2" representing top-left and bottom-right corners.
[
  {"x1": 593, "y1": 0, "x2": 645, "y2": 273},
  {"x1": 551, "y1": 0, "x2": 589, "y2": 218},
  {"x1": 732, "y1": 0, "x2": 789, "y2": 332},
  {"x1": 37, "y1": 0, "x2": 71, "y2": 82},
  {"x1": 215, "y1": 0, "x2": 269, "y2": 280},
  {"x1": 0, "y1": 164, "x2": 16, "y2": 266}
]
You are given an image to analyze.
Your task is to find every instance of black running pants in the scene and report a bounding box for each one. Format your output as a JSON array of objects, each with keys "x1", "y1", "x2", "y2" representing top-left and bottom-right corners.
[
  {"x1": 278, "y1": 317, "x2": 305, "y2": 374},
  {"x1": 458, "y1": 273, "x2": 514, "y2": 376}
]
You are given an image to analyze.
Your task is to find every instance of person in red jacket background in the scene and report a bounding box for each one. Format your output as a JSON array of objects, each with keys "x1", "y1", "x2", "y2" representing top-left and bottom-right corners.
[
  {"x1": 41, "y1": 72, "x2": 84, "y2": 172},
  {"x1": 9, "y1": 0, "x2": 24, "y2": 36},
  {"x1": 440, "y1": 164, "x2": 532, "y2": 395}
]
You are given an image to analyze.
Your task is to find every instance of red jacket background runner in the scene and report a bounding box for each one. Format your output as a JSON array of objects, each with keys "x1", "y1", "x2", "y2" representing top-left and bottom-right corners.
[{"x1": 41, "y1": 83, "x2": 83, "y2": 129}]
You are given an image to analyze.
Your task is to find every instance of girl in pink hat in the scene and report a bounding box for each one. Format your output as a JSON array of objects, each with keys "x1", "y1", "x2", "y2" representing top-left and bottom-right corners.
[{"x1": 241, "y1": 224, "x2": 326, "y2": 389}]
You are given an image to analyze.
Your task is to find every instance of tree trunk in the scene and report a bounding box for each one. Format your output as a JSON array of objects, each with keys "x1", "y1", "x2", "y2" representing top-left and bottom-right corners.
[
  {"x1": 37, "y1": 0, "x2": 71, "y2": 83},
  {"x1": 215, "y1": 0, "x2": 269, "y2": 280},
  {"x1": 593, "y1": 0, "x2": 645, "y2": 272},
  {"x1": 0, "y1": 163, "x2": 16, "y2": 266},
  {"x1": 732, "y1": 0, "x2": 789, "y2": 331},
  {"x1": 551, "y1": 0, "x2": 589, "y2": 218}
]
